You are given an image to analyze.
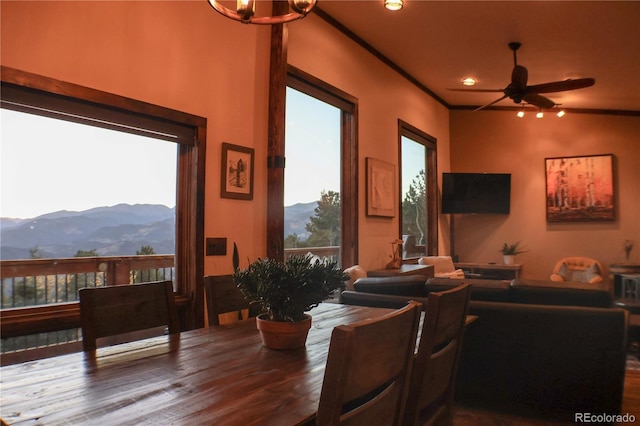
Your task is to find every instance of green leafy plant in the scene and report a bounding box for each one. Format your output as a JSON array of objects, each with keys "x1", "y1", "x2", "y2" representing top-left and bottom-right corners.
[
  {"x1": 233, "y1": 254, "x2": 348, "y2": 322},
  {"x1": 499, "y1": 242, "x2": 527, "y2": 256}
]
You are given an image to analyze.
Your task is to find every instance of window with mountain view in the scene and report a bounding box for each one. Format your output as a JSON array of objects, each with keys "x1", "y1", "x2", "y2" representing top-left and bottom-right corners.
[
  {"x1": 284, "y1": 87, "x2": 341, "y2": 261},
  {"x1": 279, "y1": 68, "x2": 358, "y2": 268},
  {"x1": 1, "y1": 69, "x2": 205, "y2": 353},
  {"x1": 1, "y1": 109, "x2": 177, "y2": 262},
  {"x1": 1, "y1": 108, "x2": 177, "y2": 310}
]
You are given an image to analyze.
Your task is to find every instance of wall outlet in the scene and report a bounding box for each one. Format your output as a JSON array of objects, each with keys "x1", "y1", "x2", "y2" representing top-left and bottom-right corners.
[{"x1": 206, "y1": 237, "x2": 227, "y2": 256}]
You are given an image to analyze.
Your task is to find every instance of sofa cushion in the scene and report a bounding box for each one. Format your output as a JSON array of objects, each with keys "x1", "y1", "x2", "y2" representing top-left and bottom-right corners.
[
  {"x1": 340, "y1": 290, "x2": 429, "y2": 310},
  {"x1": 509, "y1": 278, "x2": 611, "y2": 307},
  {"x1": 353, "y1": 276, "x2": 427, "y2": 297},
  {"x1": 426, "y1": 277, "x2": 511, "y2": 302},
  {"x1": 418, "y1": 256, "x2": 465, "y2": 279}
]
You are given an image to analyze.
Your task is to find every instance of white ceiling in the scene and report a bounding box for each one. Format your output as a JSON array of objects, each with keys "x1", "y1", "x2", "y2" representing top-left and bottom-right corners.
[{"x1": 314, "y1": 1, "x2": 640, "y2": 112}]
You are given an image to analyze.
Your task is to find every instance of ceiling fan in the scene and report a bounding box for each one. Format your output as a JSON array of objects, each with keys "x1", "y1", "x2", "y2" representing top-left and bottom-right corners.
[{"x1": 450, "y1": 42, "x2": 596, "y2": 111}]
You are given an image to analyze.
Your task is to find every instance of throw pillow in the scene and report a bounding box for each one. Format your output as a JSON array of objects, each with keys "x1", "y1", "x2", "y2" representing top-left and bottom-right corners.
[
  {"x1": 584, "y1": 262, "x2": 601, "y2": 283},
  {"x1": 343, "y1": 265, "x2": 366, "y2": 291},
  {"x1": 558, "y1": 262, "x2": 572, "y2": 281}
]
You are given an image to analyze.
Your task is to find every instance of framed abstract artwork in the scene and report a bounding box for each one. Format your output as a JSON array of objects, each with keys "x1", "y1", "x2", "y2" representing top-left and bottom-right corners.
[
  {"x1": 366, "y1": 157, "x2": 396, "y2": 217},
  {"x1": 544, "y1": 154, "x2": 614, "y2": 222},
  {"x1": 221, "y1": 142, "x2": 254, "y2": 200}
]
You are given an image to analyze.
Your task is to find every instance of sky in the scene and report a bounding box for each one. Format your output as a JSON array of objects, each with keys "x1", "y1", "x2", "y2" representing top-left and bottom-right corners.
[
  {"x1": 1, "y1": 108, "x2": 177, "y2": 219},
  {"x1": 285, "y1": 87, "x2": 341, "y2": 206}
]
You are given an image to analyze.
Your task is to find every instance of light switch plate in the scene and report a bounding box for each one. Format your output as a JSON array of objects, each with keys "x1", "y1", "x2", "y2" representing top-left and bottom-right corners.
[{"x1": 206, "y1": 237, "x2": 227, "y2": 256}]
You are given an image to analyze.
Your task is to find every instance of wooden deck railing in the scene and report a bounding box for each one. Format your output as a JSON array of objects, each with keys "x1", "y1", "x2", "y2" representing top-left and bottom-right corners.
[{"x1": 0, "y1": 255, "x2": 174, "y2": 342}]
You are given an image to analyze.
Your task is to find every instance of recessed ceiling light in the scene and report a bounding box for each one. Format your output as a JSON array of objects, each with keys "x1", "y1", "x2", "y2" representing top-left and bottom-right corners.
[
  {"x1": 461, "y1": 77, "x2": 476, "y2": 86},
  {"x1": 384, "y1": 0, "x2": 403, "y2": 11}
]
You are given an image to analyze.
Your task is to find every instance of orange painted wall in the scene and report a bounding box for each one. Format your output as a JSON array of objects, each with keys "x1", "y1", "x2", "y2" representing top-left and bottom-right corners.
[{"x1": 450, "y1": 110, "x2": 640, "y2": 282}]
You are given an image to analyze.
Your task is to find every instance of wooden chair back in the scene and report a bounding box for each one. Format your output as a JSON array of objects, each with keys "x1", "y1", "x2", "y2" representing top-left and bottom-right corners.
[
  {"x1": 316, "y1": 300, "x2": 422, "y2": 425},
  {"x1": 404, "y1": 283, "x2": 471, "y2": 426},
  {"x1": 203, "y1": 274, "x2": 253, "y2": 326},
  {"x1": 79, "y1": 280, "x2": 179, "y2": 352}
]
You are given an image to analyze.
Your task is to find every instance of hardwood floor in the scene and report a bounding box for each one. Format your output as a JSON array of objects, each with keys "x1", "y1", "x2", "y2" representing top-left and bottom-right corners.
[{"x1": 452, "y1": 356, "x2": 640, "y2": 426}]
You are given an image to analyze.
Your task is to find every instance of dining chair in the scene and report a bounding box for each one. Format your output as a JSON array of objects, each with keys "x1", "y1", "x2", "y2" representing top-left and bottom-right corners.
[
  {"x1": 203, "y1": 274, "x2": 256, "y2": 326},
  {"x1": 403, "y1": 283, "x2": 471, "y2": 426},
  {"x1": 316, "y1": 300, "x2": 423, "y2": 425},
  {"x1": 79, "y1": 280, "x2": 179, "y2": 352}
]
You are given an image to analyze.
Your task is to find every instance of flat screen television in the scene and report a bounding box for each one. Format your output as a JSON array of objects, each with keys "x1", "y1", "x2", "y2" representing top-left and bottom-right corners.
[{"x1": 441, "y1": 172, "x2": 511, "y2": 214}]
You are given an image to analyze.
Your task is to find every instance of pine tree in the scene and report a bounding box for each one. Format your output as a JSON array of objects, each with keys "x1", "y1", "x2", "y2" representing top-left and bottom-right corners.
[
  {"x1": 305, "y1": 190, "x2": 341, "y2": 247},
  {"x1": 402, "y1": 170, "x2": 426, "y2": 244}
]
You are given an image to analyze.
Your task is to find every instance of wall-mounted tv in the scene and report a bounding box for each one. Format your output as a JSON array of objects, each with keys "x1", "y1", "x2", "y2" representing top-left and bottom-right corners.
[{"x1": 441, "y1": 172, "x2": 511, "y2": 214}]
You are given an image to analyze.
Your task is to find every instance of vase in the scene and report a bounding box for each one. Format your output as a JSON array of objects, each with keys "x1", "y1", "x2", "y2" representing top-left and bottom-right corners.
[
  {"x1": 256, "y1": 314, "x2": 312, "y2": 350},
  {"x1": 503, "y1": 255, "x2": 515, "y2": 265}
]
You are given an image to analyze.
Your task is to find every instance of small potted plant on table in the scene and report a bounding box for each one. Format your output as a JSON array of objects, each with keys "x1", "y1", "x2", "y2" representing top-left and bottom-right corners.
[
  {"x1": 499, "y1": 242, "x2": 527, "y2": 265},
  {"x1": 233, "y1": 254, "x2": 348, "y2": 350}
]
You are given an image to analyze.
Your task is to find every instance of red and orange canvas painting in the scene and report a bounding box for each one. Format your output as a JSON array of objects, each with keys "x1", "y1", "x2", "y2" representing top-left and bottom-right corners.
[{"x1": 545, "y1": 154, "x2": 614, "y2": 222}]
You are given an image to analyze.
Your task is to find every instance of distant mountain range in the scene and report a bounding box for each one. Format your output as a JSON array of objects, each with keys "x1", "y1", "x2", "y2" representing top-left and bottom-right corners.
[
  {"x1": 284, "y1": 201, "x2": 316, "y2": 240},
  {"x1": 0, "y1": 202, "x2": 318, "y2": 260},
  {"x1": 0, "y1": 204, "x2": 175, "y2": 260}
]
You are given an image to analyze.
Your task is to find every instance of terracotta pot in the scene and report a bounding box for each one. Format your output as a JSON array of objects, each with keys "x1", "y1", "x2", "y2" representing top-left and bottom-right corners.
[{"x1": 256, "y1": 314, "x2": 312, "y2": 350}]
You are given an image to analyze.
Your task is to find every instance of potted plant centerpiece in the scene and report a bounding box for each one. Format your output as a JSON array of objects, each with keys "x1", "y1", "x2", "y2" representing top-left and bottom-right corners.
[
  {"x1": 499, "y1": 242, "x2": 527, "y2": 265},
  {"x1": 233, "y1": 254, "x2": 348, "y2": 350}
]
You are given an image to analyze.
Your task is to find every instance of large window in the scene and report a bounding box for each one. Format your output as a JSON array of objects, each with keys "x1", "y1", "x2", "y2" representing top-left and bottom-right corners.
[
  {"x1": 284, "y1": 88, "x2": 341, "y2": 260},
  {"x1": 399, "y1": 120, "x2": 437, "y2": 259},
  {"x1": 1, "y1": 109, "x2": 177, "y2": 262},
  {"x1": 268, "y1": 66, "x2": 358, "y2": 268},
  {"x1": 0, "y1": 67, "x2": 206, "y2": 341}
]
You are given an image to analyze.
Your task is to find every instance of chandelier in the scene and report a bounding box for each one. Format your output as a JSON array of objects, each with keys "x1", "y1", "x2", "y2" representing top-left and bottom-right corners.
[{"x1": 207, "y1": 0, "x2": 317, "y2": 25}]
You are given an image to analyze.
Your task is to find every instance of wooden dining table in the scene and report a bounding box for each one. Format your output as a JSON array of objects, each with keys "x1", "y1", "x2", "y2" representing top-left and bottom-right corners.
[{"x1": 0, "y1": 303, "x2": 396, "y2": 426}]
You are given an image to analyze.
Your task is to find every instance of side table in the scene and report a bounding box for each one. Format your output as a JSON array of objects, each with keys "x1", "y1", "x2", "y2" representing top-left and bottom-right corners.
[
  {"x1": 367, "y1": 264, "x2": 434, "y2": 278},
  {"x1": 621, "y1": 274, "x2": 640, "y2": 299},
  {"x1": 613, "y1": 298, "x2": 640, "y2": 354},
  {"x1": 454, "y1": 262, "x2": 522, "y2": 280},
  {"x1": 610, "y1": 263, "x2": 640, "y2": 298}
]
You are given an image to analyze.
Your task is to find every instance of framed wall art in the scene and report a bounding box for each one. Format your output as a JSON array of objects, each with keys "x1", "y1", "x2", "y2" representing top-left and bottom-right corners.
[
  {"x1": 366, "y1": 157, "x2": 396, "y2": 217},
  {"x1": 544, "y1": 154, "x2": 614, "y2": 222},
  {"x1": 221, "y1": 142, "x2": 254, "y2": 200}
]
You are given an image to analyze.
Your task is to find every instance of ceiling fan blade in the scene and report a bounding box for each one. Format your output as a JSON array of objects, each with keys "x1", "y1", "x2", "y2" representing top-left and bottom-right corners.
[
  {"x1": 474, "y1": 95, "x2": 508, "y2": 111},
  {"x1": 447, "y1": 88, "x2": 504, "y2": 92},
  {"x1": 511, "y1": 65, "x2": 528, "y2": 90},
  {"x1": 522, "y1": 93, "x2": 556, "y2": 109},
  {"x1": 528, "y1": 78, "x2": 595, "y2": 94}
]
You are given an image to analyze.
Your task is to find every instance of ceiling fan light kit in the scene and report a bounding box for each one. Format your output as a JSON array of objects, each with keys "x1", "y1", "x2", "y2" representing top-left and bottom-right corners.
[{"x1": 449, "y1": 42, "x2": 595, "y2": 113}]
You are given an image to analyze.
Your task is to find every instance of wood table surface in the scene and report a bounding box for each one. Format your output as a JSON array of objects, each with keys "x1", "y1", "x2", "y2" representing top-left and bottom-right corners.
[{"x1": 0, "y1": 303, "x2": 394, "y2": 426}]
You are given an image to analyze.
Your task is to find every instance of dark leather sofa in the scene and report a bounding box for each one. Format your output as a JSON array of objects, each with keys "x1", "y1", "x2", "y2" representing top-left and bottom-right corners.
[{"x1": 341, "y1": 276, "x2": 629, "y2": 422}]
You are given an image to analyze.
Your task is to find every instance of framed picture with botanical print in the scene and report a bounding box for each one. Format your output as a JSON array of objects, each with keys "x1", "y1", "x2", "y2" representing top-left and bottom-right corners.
[
  {"x1": 545, "y1": 153, "x2": 614, "y2": 222},
  {"x1": 366, "y1": 157, "x2": 396, "y2": 217},
  {"x1": 221, "y1": 142, "x2": 254, "y2": 200}
]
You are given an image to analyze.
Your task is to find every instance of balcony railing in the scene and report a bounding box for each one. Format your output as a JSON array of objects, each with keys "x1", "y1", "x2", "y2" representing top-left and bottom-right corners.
[
  {"x1": 1, "y1": 255, "x2": 175, "y2": 309},
  {"x1": 1, "y1": 255, "x2": 174, "y2": 354}
]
